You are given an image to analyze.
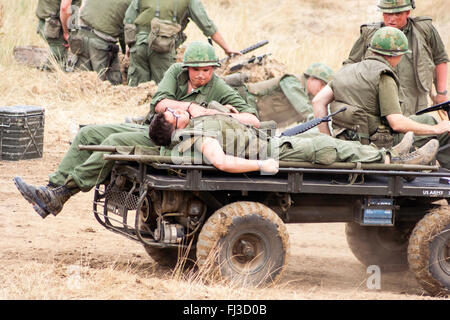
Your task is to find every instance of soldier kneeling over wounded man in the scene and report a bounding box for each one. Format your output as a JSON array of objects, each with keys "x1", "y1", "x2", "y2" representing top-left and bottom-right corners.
[{"x1": 13, "y1": 41, "x2": 257, "y2": 220}]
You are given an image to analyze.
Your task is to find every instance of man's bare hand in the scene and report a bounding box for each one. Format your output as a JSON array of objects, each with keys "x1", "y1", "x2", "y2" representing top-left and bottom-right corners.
[
  {"x1": 260, "y1": 159, "x2": 279, "y2": 174},
  {"x1": 431, "y1": 92, "x2": 448, "y2": 105},
  {"x1": 188, "y1": 103, "x2": 210, "y2": 117},
  {"x1": 433, "y1": 120, "x2": 450, "y2": 135}
]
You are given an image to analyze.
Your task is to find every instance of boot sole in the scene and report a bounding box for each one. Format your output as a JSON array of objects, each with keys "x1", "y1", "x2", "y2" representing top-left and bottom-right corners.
[{"x1": 13, "y1": 177, "x2": 51, "y2": 219}]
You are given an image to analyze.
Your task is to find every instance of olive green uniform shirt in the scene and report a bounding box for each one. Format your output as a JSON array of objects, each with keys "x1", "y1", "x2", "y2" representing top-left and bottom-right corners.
[
  {"x1": 166, "y1": 115, "x2": 385, "y2": 165},
  {"x1": 36, "y1": 0, "x2": 62, "y2": 19},
  {"x1": 80, "y1": 0, "x2": 132, "y2": 38},
  {"x1": 124, "y1": 0, "x2": 217, "y2": 46},
  {"x1": 149, "y1": 63, "x2": 258, "y2": 116},
  {"x1": 344, "y1": 17, "x2": 449, "y2": 116}
]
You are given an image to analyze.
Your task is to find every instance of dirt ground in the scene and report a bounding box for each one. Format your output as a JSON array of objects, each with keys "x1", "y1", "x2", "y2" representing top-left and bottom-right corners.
[{"x1": 0, "y1": 140, "x2": 445, "y2": 300}]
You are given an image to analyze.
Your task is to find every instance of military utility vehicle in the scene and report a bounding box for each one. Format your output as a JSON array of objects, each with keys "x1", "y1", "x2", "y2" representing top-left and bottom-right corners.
[{"x1": 86, "y1": 146, "x2": 450, "y2": 297}]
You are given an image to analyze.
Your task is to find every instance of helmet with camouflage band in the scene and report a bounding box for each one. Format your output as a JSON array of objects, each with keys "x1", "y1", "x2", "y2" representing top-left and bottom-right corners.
[
  {"x1": 377, "y1": 0, "x2": 415, "y2": 13},
  {"x1": 304, "y1": 62, "x2": 334, "y2": 84},
  {"x1": 183, "y1": 41, "x2": 221, "y2": 68},
  {"x1": 368, "y1": 26, "x2": 412, "y2": 56}
]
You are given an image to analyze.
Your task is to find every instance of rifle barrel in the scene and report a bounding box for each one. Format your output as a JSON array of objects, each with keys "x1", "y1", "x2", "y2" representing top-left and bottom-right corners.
[
  {"x1": 416, "y1": 99, "x2": 450, "y2": 115},
  {"x1": 219, "y1": 40, "x2": 269, "y2": 63}
]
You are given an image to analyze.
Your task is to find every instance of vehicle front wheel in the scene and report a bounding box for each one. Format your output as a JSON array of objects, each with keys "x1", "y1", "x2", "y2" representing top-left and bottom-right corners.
[{"x1": 196, "y1": 201, "x2": 289, "y2": 286}]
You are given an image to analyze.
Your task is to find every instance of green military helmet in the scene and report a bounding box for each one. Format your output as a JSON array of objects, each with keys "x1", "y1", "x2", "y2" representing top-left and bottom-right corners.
[
  {"x1": 304, "y1": 62, "x2": 334, "y2": 83},
  {"x1": 368, "y1": 26, "x2": 412, "y2": 56},
  {"x1": 377, "y1": 0, "x2": 415, "y2": 13},
  {"x1": 183, "y1": 41, "x2": 221, "y2": 68}
]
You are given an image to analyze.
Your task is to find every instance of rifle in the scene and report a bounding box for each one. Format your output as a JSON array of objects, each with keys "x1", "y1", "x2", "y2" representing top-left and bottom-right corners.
[
  {"x1": 279, "y1": 107, "x2": 347, "y2": 137},
  {"x1": 219, "y1": 40, "x2": 269, "y2": 64},
  {"x1": 416, "y1": 100, "x2": 450, "y2": 118},
  {"x1": 229, "y1": 53, "x2": 271, "y2": 72}
]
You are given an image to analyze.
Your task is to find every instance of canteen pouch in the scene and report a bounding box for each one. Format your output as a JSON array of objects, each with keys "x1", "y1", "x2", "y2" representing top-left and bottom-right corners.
[
  {"x1": 330, "y1": 102, "x2": 370, "y2": 145},
  {"x1": 370, "y1": 125, "x2": 394, "y2": 149},
  {"x1": 44, "y1": 16, "x2": 61, "y2": 39},
  {"x1": 148, "y1": 17, "x2": 181, "y2": 53},
  {"x1": 124, "y1": 23, "x2": 137, "y2": 46},
  {"x1": 68, "y1": 32, "x2": 84, "y2": 55}
]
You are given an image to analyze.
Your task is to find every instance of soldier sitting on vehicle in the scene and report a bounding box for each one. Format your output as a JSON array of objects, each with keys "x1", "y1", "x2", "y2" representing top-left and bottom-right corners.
[
  {"x1": 148, "y1": 109, "x2": 438, "y2": 175},
  {"x1": 313, "y1": 26, "x2": 450, "y2": 169},
  {"x1": 13, "y1": 41, "x2": 258, "y2": 220},
  {"x1": 343, "y1": 0, "x2": 449, "y2": 116}
]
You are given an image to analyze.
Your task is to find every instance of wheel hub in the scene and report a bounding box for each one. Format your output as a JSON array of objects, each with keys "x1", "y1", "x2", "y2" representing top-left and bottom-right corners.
[
  {"x1": 239, "y1": 240, "x2": 256, "y2": 259},
  {"x1": 436, "y1": 230, "x2": 450, "y2": 276},
  {"x1": 228, "y1": 232, "x2": 268, "y2": 274}
]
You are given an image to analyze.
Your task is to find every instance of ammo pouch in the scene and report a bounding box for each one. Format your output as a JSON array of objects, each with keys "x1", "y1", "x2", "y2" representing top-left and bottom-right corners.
[
  {"x1": 124, "y1": 23, "x2": 137, "y2": 46},
  {"x1": 330, "y1": 102, "x2": 370, "y2": 145},
  {"x1": 44, "y1": 16, "x2": 61, "y2": 39},
  {"x1": 369, "y1": 125, "x2": 394, "y2": 149},
  {"x1": 148, "y1": 17, "x2": 181, "y2": 53}
]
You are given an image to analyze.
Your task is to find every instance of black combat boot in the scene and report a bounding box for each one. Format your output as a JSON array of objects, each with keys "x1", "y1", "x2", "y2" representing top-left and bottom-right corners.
[{"x1": 13, "y1": 177, "x2": 80, "y2": 219}]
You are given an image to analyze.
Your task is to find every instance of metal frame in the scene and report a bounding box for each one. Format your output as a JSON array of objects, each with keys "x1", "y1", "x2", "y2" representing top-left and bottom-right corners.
[{"x1": 92, "y1": 160, "x2": 450, "y2": 247}]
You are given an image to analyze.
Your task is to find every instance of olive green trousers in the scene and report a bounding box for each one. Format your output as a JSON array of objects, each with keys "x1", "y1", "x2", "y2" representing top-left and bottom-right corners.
[
  {"x1": 37, "y1": 19, "x2": 67, "y2": 69},
  {"x1": 68, "y1": 29, "x2": 122, "y2": 85},
  {"x1": 277, "y1": 131, "x2": 385, "y2": 165},
  {"x1": 127, "y1": 42, "x2": 176, "y2": 86},
  {"x1": 393, "y1": 114, "x2": 450, "y2": 169},
  {"x1": 48, "y1": 123, "x2": 154, "y2": 191}
]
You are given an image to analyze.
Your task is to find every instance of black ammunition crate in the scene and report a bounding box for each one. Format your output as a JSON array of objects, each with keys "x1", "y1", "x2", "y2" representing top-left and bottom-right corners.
[{"x1": 0, "y1": 105, "x2": 45, "y2": 161}]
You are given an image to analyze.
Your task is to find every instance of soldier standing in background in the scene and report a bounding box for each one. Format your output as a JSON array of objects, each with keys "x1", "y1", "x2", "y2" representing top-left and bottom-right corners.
[
  {"x1": 123, "y1": 0, "x2": 241, "y2": 86},
  {"x1": 60, "y1": 0, "x2": 132, "y2": 85},
  {"x1": 344, "y1": 0, "x2": 449, "y2": 117},
  {"x1": 35, "y1": 0, "x2": 80, "y2": 69}
]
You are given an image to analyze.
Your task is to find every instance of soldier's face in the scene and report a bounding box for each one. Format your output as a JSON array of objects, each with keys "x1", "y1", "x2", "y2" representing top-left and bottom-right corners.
[
  {"x1": 306, "y1": 77, "x2": 326, "y2": 99},
  {"x1": 164, "y1": 109, "x2": 190, "y2": 130},
  {"x1": 383, "y1": 11, "x2": 410, "y2": 29},
  {"x1": 188, "y1": 66, "x2": 214, "y2": 88},
  {"x1": 385, "y1": 55, "x2": 403, "y2": 67}
]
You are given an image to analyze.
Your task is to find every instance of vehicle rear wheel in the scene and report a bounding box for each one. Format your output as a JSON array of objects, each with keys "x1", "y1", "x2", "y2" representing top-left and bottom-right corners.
[
  {"x1": 196, "y1": 201, "x2": 289, "y2": 286},
  {"x1": 408, "y1": 205, "x2": 450, "y2": 296},
  {"x1": 345, "y1": 222, "x2": 415, "y2": 272}
]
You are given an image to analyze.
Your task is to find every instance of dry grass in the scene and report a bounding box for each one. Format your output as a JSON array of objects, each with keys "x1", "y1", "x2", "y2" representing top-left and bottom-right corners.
[{"x1": 0, "y1": 0, "x2": 449, "y2": 300}]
